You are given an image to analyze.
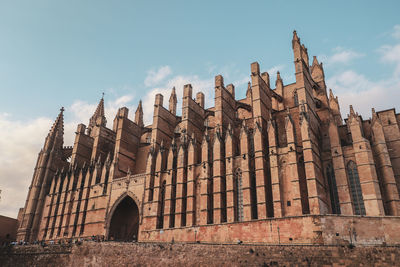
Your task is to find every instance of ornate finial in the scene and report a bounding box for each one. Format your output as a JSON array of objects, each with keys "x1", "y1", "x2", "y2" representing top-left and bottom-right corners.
[
  {"x1": 102, "y1": 92, "x2": 105, "y2": 99},
  {"x1": 60, "y1": 107, "x2": 65, "y2": 112}
]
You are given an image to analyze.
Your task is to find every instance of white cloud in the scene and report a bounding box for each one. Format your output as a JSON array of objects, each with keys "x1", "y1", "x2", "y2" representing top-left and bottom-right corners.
[
  {"x1": 327, "y1": 70, "x2": 400, "y2": 118},
  {"x1": 379, "y1": 44, "x2": 400, "y2": 75},
  {"x1": 392, "y1": 25, "x2": 400, "y2": 39},
  {"x1": 144, "y1": 66, "x2": 172, "y2": 87},
  {"x1": 328, "y1": 47, "x2": 364, "y2": 65},
  {"x1": 0, "y1": 114, "x2": 53, "y2": 218}
]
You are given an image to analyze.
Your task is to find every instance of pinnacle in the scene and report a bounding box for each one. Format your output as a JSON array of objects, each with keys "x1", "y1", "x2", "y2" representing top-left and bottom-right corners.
[
  {"x1": 246, "y1": 81, "x2": 251, "y2": 96},
  {"x1": 48, "y1": 107, "x2": 64, "y2": 143},
  {"x1": 371, "y1": 108, "x2": 378, "y2": 119},
  {"x1": 312, "y1": 56, "x2": 319, "y2": 66},
  {"x1": 275, "y1": 71, "x2": 283, "y2": 88},
  {"x1": 169, "y1": 87, "x2": 177, "y2": 101},
  {"x1": 371, "y1": 108, "x2": 380, "y2": 125},
  {"x1": 89, "y1": 95, "x2": 106, "y2": 128},
  {"x1": 293, "y1": 30, "x2": 299, "y2": 41},
  {"x1": 349, "y1": 105, "x2": 357, "y2": 117},
  {"x1": 329, "y1": 89, "x2": 334, "y2": 99},
  {"x1": 137, "y1": 100, "x2": 143, "y2": 111},
  {"x1": 135, "y1": 100, "x2": 144, "y2": 127}
]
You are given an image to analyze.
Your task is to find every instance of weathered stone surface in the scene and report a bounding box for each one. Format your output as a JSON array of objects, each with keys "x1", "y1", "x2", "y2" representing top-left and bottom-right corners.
[{"x1": 1, "y1": 242, "x2": 400, "y2": 267}]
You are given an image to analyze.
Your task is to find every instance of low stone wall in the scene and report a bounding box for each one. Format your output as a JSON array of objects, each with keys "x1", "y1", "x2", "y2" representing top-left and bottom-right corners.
[
  {"x1": 140, "y1": 215, "x2": 400, "y2": 245},
  {"x1": 1, "y1": 242, "x2": 399, "y2": 266}
]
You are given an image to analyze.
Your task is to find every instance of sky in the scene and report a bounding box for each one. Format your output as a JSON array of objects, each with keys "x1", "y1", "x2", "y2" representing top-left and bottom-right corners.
[{"x1": 0, "y1": 0, "x2": 400, "y2": 218}]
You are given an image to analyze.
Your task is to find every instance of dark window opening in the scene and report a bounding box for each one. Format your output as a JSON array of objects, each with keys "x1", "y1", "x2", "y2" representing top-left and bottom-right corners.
[
  {"x1": 326, "y1": 164, "x2": 341, "y2": 214},
  {"x1": 347, "y1": 161, "x2": 366, "y2": 215}
]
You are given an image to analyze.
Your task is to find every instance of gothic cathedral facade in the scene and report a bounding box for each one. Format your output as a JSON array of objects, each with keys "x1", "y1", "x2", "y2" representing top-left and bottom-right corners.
[{"x1": 17, "y1": 32, "x2": 400, "y2": 245}]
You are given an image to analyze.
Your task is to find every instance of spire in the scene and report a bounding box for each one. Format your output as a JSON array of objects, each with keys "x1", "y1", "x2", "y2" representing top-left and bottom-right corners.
[
  {"x1": 135, "y1": 100, "x2": 144, "y2": 127},
  {"x1": 292, "y1": 30, "x2": 301, "y2": 55},
  {"x1": 276, "y1": 71, "x2": 281, "y2": 81},
  {"x1": 312, "y1": 56, "x2": 319, "y2": 67},
  {"x1": 311, "y1": 56, "x2": 325, "y2": 81},
  {"x1": 349, "y1": 105, "x2": 355, "y2": 116},
  {"x1": 89, "y1": 94, "x2": 107, "y2": 129},
  {"x1": 49, "y1": 107, "x2": 64, "y2": 138},
  {"x1": 275, "y1": 71, "x2": 283, "y2": 96},
  {"x1": 293, "y1": 30, "x2": 300, "y2": 42},
  {"x1": 348, "y1": 105, "x2": 359, "y2": 121},
  {"x1": 329, "y1": 88, "x2": 334, "y2": 100},
  {"x1": 169, "y1": 87, "x2": 177, "y2": 115},
  {"x1": 46, "y1": 107, "x2": 64, "y2": 150},
  {"x1": 246, "y1": 81, "x2": 252, "y2": 98},
  {"x1": 371, "y1": 107, "x2": 377, "y2": 119},
  {"x1": 276, "y1": 71, "x2": 283, "y2": 85}
]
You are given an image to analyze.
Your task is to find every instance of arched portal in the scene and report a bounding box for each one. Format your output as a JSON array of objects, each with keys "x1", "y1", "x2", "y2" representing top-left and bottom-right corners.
[{"x1": 108, "y1": 196, "x2": 139, "y2": 241}]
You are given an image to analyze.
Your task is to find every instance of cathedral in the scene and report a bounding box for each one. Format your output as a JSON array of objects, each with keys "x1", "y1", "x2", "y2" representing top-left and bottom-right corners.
[{"x1": 16, "y1": 31, "x2": 400, "y2": 245}]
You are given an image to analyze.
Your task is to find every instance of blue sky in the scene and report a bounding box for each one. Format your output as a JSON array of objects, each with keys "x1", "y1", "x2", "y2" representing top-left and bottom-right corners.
[{"x1": 1, "y1": 1, "x2": 400, "y2": 217}]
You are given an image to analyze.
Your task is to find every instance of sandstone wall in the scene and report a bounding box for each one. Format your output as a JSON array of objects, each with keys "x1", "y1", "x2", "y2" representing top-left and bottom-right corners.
[
  {"x1": 1, "y1": 242, "x2": 399, "y2": 267},
  {"x1": 140, "y1": 215, "x2": 400, "y2": 246}
]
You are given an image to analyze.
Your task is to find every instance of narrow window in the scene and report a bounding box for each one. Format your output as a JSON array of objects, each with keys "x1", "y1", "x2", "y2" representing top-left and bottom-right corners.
[
  {"x1": 326, "y1": 164, "x2": 341, "y2": 214},
  {"x1": 294, "y1": 90, "x2": 299, "y2": 106},
  {"x1": 235, "y1": 168, "x2": 243, "y2": 222},
  {"x1": 347, "y1": 161, "x2": 366, "y2": 215}
]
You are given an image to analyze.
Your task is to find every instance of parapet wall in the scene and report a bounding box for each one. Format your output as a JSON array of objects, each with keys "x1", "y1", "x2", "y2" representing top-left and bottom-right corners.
[
  {"x1": 1, "y1": 242, "x2": 399, "y2": 266},
  {"x1": 140, "y1": 215, "x2": 400, "y2": 246}
]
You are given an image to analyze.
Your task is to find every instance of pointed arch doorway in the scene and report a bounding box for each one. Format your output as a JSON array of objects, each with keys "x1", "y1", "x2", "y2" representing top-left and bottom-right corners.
[{"x1": 108, "y1": 195, "x2": 139, "y2": 241}]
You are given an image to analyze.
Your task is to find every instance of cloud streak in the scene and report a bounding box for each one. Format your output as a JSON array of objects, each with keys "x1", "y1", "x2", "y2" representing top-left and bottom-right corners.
[
  {"x1": 144, "y1": 66, "x2": 172, "y2": 87},
  {"x1": 320, "y1": 47, "x2": 364, "y2": 66}
]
